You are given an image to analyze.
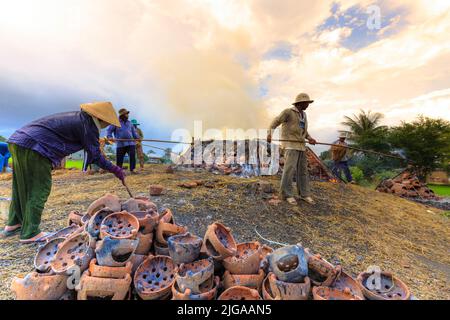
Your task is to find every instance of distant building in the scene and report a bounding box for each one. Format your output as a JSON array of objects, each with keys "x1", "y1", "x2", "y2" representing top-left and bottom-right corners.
[{"x1": 427, "y1": 169, "x2": 450, "y2": 185}]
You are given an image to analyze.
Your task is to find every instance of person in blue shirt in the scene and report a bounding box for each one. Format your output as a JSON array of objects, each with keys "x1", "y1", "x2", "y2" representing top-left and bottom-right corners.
[
  {"x1": 0, "y1": 142, "x2": 11, "y2": 173},
  {"x1": 107, "y1": 108, "x2": 140, "y2": 173}
]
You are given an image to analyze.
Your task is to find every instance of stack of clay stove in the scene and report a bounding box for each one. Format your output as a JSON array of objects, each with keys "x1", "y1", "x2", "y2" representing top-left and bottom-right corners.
[
  {"x1": 11, "y1": 192, "x2": 412, "y2": 300},
  {"x1": 377, "y1": 171, "x2": 437, "y2": 199}
]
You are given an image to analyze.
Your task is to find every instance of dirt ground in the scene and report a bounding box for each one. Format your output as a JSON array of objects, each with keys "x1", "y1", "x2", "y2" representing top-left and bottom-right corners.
[{"x1": 0, "y1": 164, "x2": 449, "y2": 300}]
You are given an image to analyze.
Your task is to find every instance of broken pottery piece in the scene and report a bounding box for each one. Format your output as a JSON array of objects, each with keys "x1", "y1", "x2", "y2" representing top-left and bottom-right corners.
[
  {"x1": 76, "y1": 270, "x2": 131, "y2": 300},
  {"x1": 46, "y1": 224, "x2": 82, "y2": 242},
  {"x1": 267, "y1": 244, "x2": 308, "y2": 283},
  {"x1": 172, "y1": 276, "x2": 219, "y2": 300},
  {"x1": 51, "y1": 232, "x2": 95, "y2": 274},
  {"x1": 201, "y1": 222, "x2": 237, "y2": 260},
  {"x1": 223, "y1": 241, "x2": 262, "y2": 275},
  {"x1": 218, "y1": 286, "x2": 262, "y2": 300},
  {"x1": 11, "y1": 272, "x2": 68, "y2": 300},
  {"x1": 168, "y1": 232, "x2": 203, "y2": 264},
  {"x1": 223, "y1": 269, "x2": 265, "y2": 291},
  {"x1": 87, "y1": 208, "x2": 115, "y2": 239},
  {"x1": 176, "y1": 258, "x2": 214, "y2": 294},
  {"x1": 156, "y1": 222, "x2": 187, "y2": 246},
  {"x1": 88, "y1": 259, "x2": 132, "y2": 279},
  {"x1": 269, "y1": 273, "x2": 310, "y2": 300},
  {"x1": 312, "y1": 286, "x2": 363, "y2": 300},
  {"x1": 357, "y1": 271, "x2": 411, "y2": 300},
  {"x1": 130, "y1": 210, "x2": 159, "y2": 234},
  {"x1": 154, "y1": 240, "x2": 170, "y2": 256},
  {"x1": 134, "y1": 255, "x2": 178, "y2": 300},
  {"x1": 332, "y1": 271, "x2": 365, "y2": 300},
  {"x1": 305, "y1": 248, "x2": 342, "y2": 287},
  {"x1": 135, "y1": 231, "x2": 153, "y2": 255},
  {"x1": 67, "y1": 210, "x2": 84, "y2": 226},
  {"x1": 87, "y1": 193, "x2": 121, "y2": 216},
  {"x1": 95, "y1": 236, "x2": 139, "y2": 267},
  {"x1": 149, "y1": 185, "x2": 164, "y2": 196},
  {"x1": 99, "y1": 211, "x2": 139, "y2": 240},
  {"x1": 121, "y1": 198, "x2": 157, "y2": 213},
  {"x1": 34, "y1": 237, "x2": 65, "y2": 273}
]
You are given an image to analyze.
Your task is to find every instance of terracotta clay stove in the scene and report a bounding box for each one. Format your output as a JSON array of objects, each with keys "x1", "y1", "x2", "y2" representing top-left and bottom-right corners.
[
  {"x1": 159, "y1": 208, "x2": 174, "y2": 224},
  {"x1": 67, "y1": 210, "x2": 84, "y2": 226},
  {"x1": 223, "y1": 241, "x2": 262, "y2": 275},
  {"x1": 88, "y1": 259, "x2": 132, "y2": 279},
  {"x1": 46, "y1": 224, "x2": 81, "y2": 242},
  {"x1": 267, "y1": 244, "x2": 308, "y2": 283},
  {"x1": 77, "y1": 271, "x2": 132, "y2": 300},
  {"x1": 95, "y1": 236, "x2": 139, "y2": 267},
  {"x1": 269, "y1": 272, "x2": 310, "y2": 300},
  {"x1": 11, "y1": 272, "x2": 68, "y2": 300},
  {"x1": 51, "y1": 232, "x2": 95, "y2": 274},
  {"x1": 223, "y1": 269, "x2": 265, "y2": 291},
  {"x1": 305, "y1": 248, "x2": 342, "y2": 287},
  {"x1": 99, "y1": 211, "x2": 139, "y2": 240},
  {"x1": 130, "y1": 210, "x2": 159, "y2": 234},
  {"x1": 357, "y1": 271, "x2": 411, "y2": 300},
  {"x1": 176, "y1": 258, "x2": 214, "y2": 294},
  {"x1": 134, "y1": 255, "x2": 178, "y2": 300},
  {"x1": 87, "y1": 208, "x2": 115, "y2": 239},
  {"x1": 262, "y1": 274, "x2": 278, "y2": 300},
  {"x1": 156, "y1": 221, "x2": 187, "y2": 246},
  {"x1": 135, "y1": 231, "x2": 154, "y2": 255},
  {"x1": 218, "y1": 286, "x2": 262, "y2": 300},
  {"x1": 86, "y1": 193, "x2": 121, "y2": 216},
  {"x1": 154, "y1": 240, "x2": 170, "y2": 256},
  {"x1": 34, "y1": 237, "x2": 65, "y2": 273},
  {"x1": 168, "y1": 232, "x2": 203, "y2": 264},
  {"x1": 332, "y1": 271, "x2": 365, "y2": 300},
  {"x1": 121, "y1": 197, "x2": 157, "y2": 213},
  {"x1": 202, "y1": 222, "x2": 237, "y2": 260},
  {"x1": 312, "y1": 286, "x2": 363, "y2": 300},
  {"x1": 172, "y1": 276, "x2": 219, "y2": 300}
]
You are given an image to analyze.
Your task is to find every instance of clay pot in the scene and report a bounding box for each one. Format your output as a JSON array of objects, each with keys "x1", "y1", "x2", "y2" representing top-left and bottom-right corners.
[
  {"x1": 223, "y1": 269, "x2": 265, "y2": 291},
  {"x1": 156, "y1": 222, "x2": 187, "y2": 246},
  {"x1": 87, "y1": 208, "x2": 115, "y2": 239},
  {"x1": 176, "y1": 258, "x2": 214, "y2": 294},
  {"x1": 159, "y1": 208, "x2": 174, "y2": 224},
  {"x1": 134, "y1": 255, "x2": 178, "y2": 300},
  {"x1": 11, "y1": 272, "x2": 69, "y2": 300},
  {"x1": 333, "y1": 271, "x2": 365, "y2": 300},
  {"x1": 46, "y1": 224, "x2": 82, "y2": 242},
  {"x1": 34, "y1": 237, "x2": 65, "y2": 273},
  {"x1": 77, "y1": 270, "x2": 131, "y2": 300},
  {"x1": 88, "y1": 259, "x2": 132, "y2": 279},
  {"x1": 95, "y1": 236, "x2": 139, "y2": 267},
  {"x1": 121, "y1": 198, "x2": 157, "y2": 213},
  {"x1": 223, "y1": 241, "x2": 262, "y2": 274},
  {"x1": 305, "y1": 248, "x2": 342, "y2": 287},
  {"x1": 267, "y1": 244, "x2": 308, "y2": 283},
  {"x1": 218, "y1": 286, "x2": 262, "y2": 300},
  {"x1": 172, "y1": 276, "x2": 219, "y2": 300},
  {"x1": 149, "y1": 185, "x2": 164, "y2": 196},
  {"x1": 269, "y1": 273, "x2": 310, "y2": 300},
  {"x1": 51, "y1": 232, "x2": 95, "y2": 274},
  {"x1": 201, "y1": 222, "x2": 237, "y2": 260},
  {"x1": 357, "y1": 271, "x2": 411, "y2": 300},
  {"x1": 130, "y1": 210, "x2": 159, "y2": 234},
  {"x1": 87, "y1": 193, "x2": 121, "y2": 216},
  {"x1": 135, "y1": 231, "x2": 153, "y2": 255},
  {"x1": 100, "y1": 211, "x2": 139, "y2": 240},
  {"x1": 67, "y1": 210, "x2": 83, "y2": 226},
  {"x1": 168, "y1": 232, "x2": 203, "y2": 264},
  {"x1": 312, "y1": 286, "x2": 363, "y2": 300},
  {"x1": 154, "y1": 240, "x2": 170, "y2": 256}
]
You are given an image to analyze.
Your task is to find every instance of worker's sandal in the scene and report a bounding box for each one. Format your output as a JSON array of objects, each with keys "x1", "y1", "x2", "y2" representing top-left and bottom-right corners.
[
  {"x1": 0, "y1": 227, "x2": 21, "y2": 239},
  {"x1": 286, "y1": 197, "x2": 298, "y2": 205},
  {"x1": 300, "y1": 196, "x2": 315, "y2": 205}
]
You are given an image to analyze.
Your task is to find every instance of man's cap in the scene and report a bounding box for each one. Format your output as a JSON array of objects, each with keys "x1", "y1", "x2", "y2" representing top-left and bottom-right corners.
[
  {"x1": 118, "y1": 108, "x2": 130, "y2": 116},
  {"x1": 293, "y1": 93, "x2": 314, "y2": 105},
  {"x1": 131, "y1": 119, "x2": 140, "y2": 126},
  {"x1": 80, "y1": 102, "x2": 121, "y2": 127}
]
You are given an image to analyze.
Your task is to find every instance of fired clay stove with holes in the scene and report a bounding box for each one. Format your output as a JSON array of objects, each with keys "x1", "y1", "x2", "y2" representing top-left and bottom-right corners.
[
  {"x1": 176, "y1": 258, "x2": 214, "y2": 294},
  {"x1": 202, "y1": 222, "x2": 237, "y2": 260},
  {"x1": 76, "y1": 270, "x2": 132, "y2": 300},
  {"x1": 223, "y1": 269, "x2": 265, "y2": 291},
  {"x1": 51, "y1": 232, "x2": 95, "y2": 275},
  {"x1": 269, "y1": 272, "x2": 311, "y2": 300},
  {"x1": 11, "y1": 272, "x2": 69, "y2": 300},
  {"x1": 95, "y1": 236, "x2": 139, "y2": 267},
  {"x1": 168, "y1": 232, "x2": 203, "y2": 264},
  {"x1": 357, "y1": 271, "x2": 411, "y2": 300},
  {"x1": 87, "y1": 208, "x2": 115, "y2": 239},
  {"x1": 99, "y1": 211, "x2": 139, "y2": 240},
  {"x1": 223, "y1": 241, "x2": 262, "y2": 275},
  {"x1": 172, "y1": 276, "x2": 220, "y2": 300},
  {"x1": 305, "y1": 248, "x2": 342, "y2": 287},
  {"x1": 86, "y1": 193, "x2": 121, "y2": 216},
  {"x1": 34, "y1": 237, "x2": 65, "y2": 273},
  {"x1": 267, "y1": 244, "x2": 308, "y2": 283},
  {"x1": 134, "y1": 255, "x2": 178, "y2": 300},
  {"x1": 313, "y1": 286, "x2": 363, "y2": 300},
  {"x1": 218, "y1": 286, "x2": 262, "y2": 300}
]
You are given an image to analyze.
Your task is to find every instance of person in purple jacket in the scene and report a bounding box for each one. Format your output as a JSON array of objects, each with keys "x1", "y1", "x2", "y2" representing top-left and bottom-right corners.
[{"x1": 0, "y1": 102, "x2": 126, "y2": 243}]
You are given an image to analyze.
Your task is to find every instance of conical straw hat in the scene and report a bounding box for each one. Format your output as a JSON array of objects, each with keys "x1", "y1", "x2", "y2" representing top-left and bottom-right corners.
[{"x1": 80, "y1": 102, "x2": 121, "y2": 127}]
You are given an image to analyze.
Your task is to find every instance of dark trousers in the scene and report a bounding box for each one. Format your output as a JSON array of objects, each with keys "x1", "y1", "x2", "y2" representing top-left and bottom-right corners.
[
  {"x1": 117, "y1": 145, "x2": 136, "y2": 172},
  {"x1": 332, "y1": 160, "x2": 353, "y2": 182}
]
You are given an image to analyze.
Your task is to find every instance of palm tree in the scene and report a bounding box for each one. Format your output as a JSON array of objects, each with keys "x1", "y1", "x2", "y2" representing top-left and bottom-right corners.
[{"x1": 341, "y1": 110, "x2": 386, "y2": 143}]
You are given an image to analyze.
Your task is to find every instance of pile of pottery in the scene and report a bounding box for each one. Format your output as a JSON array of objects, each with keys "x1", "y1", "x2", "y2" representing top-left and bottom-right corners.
[
  {"x1": 10, "y1": 193, "x2": 412, "y2": 300},
  {"x1": 377, "y1": 171, "x2": 437, "y2": 199}
]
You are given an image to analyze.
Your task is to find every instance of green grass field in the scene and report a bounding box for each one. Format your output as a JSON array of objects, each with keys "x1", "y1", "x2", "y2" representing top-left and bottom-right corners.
[
  {"x1": 65, "y1": 159, "x2": 83, "y2": 170},
  {"x1": 428, "y1": 184, "x2": 450, "y2": 197}
]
